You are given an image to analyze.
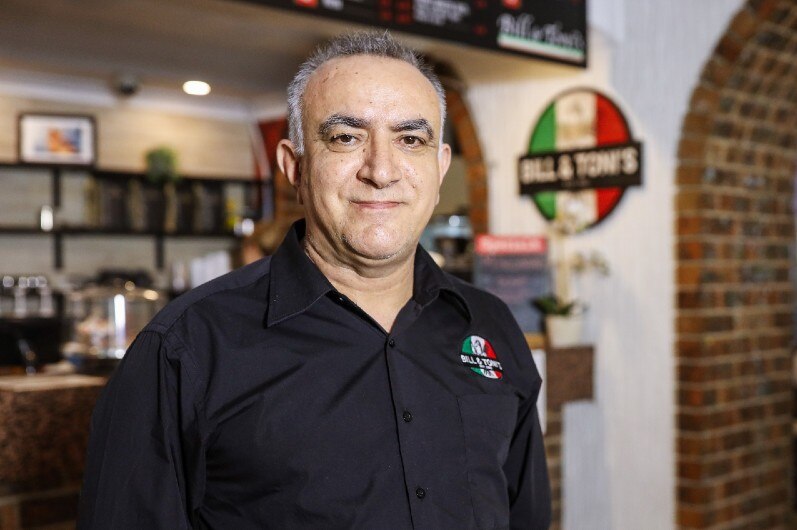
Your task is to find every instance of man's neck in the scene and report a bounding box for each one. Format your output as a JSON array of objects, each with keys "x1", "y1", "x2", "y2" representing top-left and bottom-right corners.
[{"x1": 303, "y1": 238, "x2": 414, "y2": 332}]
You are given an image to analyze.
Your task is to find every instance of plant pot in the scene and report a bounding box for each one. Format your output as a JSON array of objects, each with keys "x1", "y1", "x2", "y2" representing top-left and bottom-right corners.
[{"x1": 545, "y1": 314, "x2": 583, "y2": 348}]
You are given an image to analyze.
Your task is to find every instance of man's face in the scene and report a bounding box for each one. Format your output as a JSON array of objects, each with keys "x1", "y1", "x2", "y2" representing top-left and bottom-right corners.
[{"x1": 282, "y1": 55, "x2": 451, "y2": 266}]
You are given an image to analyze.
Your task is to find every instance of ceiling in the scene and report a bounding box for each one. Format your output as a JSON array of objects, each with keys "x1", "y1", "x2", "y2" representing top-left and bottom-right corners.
[{"x1": 0, "y1": 0, "x2": 579, "y2": 107}]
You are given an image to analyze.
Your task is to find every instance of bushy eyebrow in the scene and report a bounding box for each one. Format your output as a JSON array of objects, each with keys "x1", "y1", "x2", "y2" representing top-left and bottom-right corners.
[
  {"x1": 318, "y1": 114, "x2": 435, "y2": 141},
  {"x1": 392, "y1": 119, "x2": 434, "y2": 141},
  {"x1": 318, "y1": 114, "x2": 369, "y2": 138}
]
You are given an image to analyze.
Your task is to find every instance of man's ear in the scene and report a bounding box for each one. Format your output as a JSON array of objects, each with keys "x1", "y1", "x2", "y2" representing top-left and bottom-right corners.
[
  {"x1": 438, "y1": 143, "x2": 452, "y2": 186},
  {"x1": 434, "y1": 143, "x2": 452, "y2": 205},
  {"x1": 276, "y1": 139, "x2": 303, "y2": 204}
]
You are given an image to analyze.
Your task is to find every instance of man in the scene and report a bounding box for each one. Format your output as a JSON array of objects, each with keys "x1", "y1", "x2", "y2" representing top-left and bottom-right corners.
[{"x1": 78, "y1": 31, "x2": 550, "y2": 529}]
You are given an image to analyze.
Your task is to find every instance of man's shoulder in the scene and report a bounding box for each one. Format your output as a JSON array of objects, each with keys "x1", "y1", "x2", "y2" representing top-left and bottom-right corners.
[
  {"x1": 146, "y1": 257, "x2": 273, "y2": 335},
  {"x1": 446, "y1": 273, "x2": 514, "y2": 319}
]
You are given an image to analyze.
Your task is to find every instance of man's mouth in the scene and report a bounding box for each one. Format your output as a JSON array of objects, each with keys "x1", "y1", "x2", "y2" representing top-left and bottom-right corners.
[{"x1": 350, "y1": 200, "x2": 402, "y2": 210}]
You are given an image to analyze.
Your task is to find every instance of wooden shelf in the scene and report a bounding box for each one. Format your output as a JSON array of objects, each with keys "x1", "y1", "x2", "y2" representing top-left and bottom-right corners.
[
  {"x1": 0, "y1": 226, "x2": 236, "y2": 238},
  {"x1": 0, "y1": 162, "x2": 257, "y2": 185},
  {"x1": 1, "y1": 162, "x2": 265, "y2": 269}
]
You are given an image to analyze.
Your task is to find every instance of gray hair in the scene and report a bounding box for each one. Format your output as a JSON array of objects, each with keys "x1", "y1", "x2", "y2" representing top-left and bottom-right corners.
[{"x1": 287, "y1": 31, "x2": 446, "y2": 155}]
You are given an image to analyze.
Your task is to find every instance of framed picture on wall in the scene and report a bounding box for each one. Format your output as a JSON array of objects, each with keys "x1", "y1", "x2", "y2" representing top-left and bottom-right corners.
[{"x1": 18, "y1": 113, "x2": 96, "y2": 166}]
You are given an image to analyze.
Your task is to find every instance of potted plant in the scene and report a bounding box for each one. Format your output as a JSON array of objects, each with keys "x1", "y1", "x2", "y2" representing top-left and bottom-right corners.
[
  {"x1": 131, "y1": 147, "x2": 181, "y2": 232},
  {"x1": 145, "y1": 146, "x2": 179, "y2": 184},
  {"x1": 533, "y1": 294, "x2": 586, "y2": 348}
]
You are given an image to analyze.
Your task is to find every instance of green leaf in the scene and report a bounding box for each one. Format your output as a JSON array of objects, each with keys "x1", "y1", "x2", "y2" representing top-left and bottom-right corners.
[
  {"x1": 532, "y1": 294, "x2": 578, "y2": 316},
  {"x1": 145, "y1": 147, "x2": 179, "y2": 184}
]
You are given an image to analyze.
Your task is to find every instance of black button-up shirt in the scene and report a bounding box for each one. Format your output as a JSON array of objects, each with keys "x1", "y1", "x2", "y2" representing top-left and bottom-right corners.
[{"x1": 78, "y1": 222, "x2": 551, "y2": 530}]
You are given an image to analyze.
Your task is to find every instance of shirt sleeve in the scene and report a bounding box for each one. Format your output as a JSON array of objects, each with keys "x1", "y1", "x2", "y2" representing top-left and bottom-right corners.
[
  {"x1": 502, "y1": 321, "x2": 552, "y2": 530},
  {"x1": 77, "y1": 329, "x2": 205, "y2": 529},
  {"x1": 505, "y1": 383, "x2": 552, "y2": 530}
]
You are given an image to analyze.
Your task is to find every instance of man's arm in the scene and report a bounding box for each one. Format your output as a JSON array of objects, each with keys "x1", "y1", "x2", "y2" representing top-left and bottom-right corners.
[
  {"x1": 504, "y1": 385, "x2": 552, "y2": 530},
  {"x1": 78, "y1": 330, "x2": 203, "y2": 529},
  {"x1": 494, "y1": 297, "x2": 551, "y2": 530}
]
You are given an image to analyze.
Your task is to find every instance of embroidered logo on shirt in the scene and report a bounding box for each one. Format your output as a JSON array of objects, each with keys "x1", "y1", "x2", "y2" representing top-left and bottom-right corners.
[{"x1": 460, "y1": 335, "x2": 503, "y2": 379}]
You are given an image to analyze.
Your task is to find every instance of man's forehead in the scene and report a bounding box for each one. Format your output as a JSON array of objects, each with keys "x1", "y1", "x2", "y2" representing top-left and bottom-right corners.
[
  {"x1": 304, "y1": 55, "x2": 440, "y2": 124},
  {"x1": 307, "y1": 54, "x2": 436, "y2": 97},
  {"x1": 313, "y1": 53, "x2": 418, "y2": 77}
]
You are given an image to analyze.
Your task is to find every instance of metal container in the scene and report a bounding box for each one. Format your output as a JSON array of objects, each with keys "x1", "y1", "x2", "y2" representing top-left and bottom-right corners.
[{"x1": 63, "y1": 282, "x2": 164, "y2": 359}]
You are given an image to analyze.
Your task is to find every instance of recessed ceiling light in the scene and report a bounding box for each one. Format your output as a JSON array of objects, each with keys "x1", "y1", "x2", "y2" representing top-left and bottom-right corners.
[{"x1": 183, "y1": 80, "x2": 211, "y2": 96}]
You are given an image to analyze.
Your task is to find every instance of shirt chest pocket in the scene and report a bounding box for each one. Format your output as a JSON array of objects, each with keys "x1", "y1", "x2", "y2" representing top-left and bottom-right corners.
[{"x1": 458, "y1": 393, "x2": 519, "y2": 530}]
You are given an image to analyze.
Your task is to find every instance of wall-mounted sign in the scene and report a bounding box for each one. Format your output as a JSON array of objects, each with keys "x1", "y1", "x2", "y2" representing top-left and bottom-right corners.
[
  {"x1": 234, "y1": 0, "x2": 587, "y2": 67},
  {"x1": 472, "y1": 235, "x2": 550, "y2": 333},
  {"x1": 518, "y1": 88, "x2": 643, "y2": 231}
]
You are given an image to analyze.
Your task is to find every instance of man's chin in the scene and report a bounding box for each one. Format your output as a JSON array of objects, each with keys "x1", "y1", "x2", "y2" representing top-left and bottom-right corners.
[{"x1": 343, "y1": 237, "x2": 414, "y2": 264}]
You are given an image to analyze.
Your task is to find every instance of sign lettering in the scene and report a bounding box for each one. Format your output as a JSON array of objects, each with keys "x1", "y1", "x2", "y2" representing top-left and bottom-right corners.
[{"x1": 519, "y1": 142, "x2": 642, "y2": 193}]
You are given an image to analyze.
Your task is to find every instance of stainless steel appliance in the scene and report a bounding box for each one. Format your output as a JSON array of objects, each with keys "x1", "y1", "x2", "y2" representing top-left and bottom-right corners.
[{"x1": 63, "y1": 281, "x2": 164, "y2": 361}]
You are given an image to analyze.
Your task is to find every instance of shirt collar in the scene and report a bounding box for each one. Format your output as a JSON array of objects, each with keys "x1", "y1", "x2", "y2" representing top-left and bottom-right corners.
[
  {"x1": 266, "y1": 220, "x2": 472, "y2": 327},
  {"x1": 266, "y1": 220, "x2": 334, "y2": 327},
  {"x1": 411, "y1": 240, "x2": 472, "y2": 322}
]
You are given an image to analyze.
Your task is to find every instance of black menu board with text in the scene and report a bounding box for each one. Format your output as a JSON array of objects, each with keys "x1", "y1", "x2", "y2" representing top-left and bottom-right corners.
[
  {"x1": 235, "y1": 0, "x2": 587, "y2": 67},
  {"x1": 472, "y1": 234, "x2": 551, "y2": 334}
]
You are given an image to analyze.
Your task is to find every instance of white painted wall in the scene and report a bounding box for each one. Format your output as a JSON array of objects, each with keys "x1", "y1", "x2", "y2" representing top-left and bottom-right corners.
[{"x1": 462, "y1": 1, "x2": 744, "y2": 528}]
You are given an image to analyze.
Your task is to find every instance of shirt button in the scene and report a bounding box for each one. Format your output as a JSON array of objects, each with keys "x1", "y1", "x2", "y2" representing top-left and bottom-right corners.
[
  {"x1": 415, "y1": 487, "x2": 426, "y2": 499},
  {"x1": 388, "y1": 338, "x2": 396, "y2": 347},
  {"x1": 402, "y1": 410, "x2": 413, "y2": 422}
]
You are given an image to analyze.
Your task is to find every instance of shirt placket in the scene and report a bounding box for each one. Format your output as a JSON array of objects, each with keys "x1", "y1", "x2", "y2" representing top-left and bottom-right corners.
[
  {"x1": 332, "y1": 292, "x2": 438, "y2": 529},
  {"x1": 382, "y1": 302, "x2": 432, "y2": 530}
]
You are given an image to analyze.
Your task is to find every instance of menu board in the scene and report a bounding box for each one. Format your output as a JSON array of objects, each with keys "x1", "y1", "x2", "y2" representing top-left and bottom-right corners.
[
  {"x1": 236, "y1": 0, "x2": 587, "y2": 67},
  {"x1": 472, "y1": 235, "x2": 551, "y2": 333}
]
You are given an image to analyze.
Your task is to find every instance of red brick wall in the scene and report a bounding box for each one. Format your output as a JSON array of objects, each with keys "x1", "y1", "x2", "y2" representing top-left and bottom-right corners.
[{"x1": 676, "y1": 1, "x2": 797, "y2": 528}]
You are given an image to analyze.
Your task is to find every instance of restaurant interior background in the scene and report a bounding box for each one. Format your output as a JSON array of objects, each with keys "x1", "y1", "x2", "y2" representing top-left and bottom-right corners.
[{"x1": 1, "y1": 0, "x2": 796, "y2": 528}]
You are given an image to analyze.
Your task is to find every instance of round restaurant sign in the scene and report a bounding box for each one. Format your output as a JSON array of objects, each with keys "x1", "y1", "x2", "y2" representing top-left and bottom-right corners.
[{"x1": 519, "y1": 88, "x2": 643, "y2": 232}]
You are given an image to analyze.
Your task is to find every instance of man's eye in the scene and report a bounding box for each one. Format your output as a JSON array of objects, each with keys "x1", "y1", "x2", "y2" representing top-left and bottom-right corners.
[
  {"x1": 400, "y1": 136, "x2": 426, "y2": 147},
  {"x1": 331, "y1": 134, "x2": 356, "y2": 144}
]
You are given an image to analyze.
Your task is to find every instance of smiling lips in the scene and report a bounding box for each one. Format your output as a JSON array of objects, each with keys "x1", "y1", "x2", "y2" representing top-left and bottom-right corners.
[{"x1": 351, "y1": 200, "x2": 402, "y2": 210}]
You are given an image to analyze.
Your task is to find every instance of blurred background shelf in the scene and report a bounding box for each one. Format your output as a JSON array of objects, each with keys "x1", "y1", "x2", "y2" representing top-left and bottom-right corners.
[{"x1": 0, "y1": 162, "x2": 262, "y2": 269}]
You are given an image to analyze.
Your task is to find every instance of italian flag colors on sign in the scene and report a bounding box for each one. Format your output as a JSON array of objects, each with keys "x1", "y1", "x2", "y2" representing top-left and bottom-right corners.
[{"x1": 528, "y1": 89, "x2": 632, "y2": 229}]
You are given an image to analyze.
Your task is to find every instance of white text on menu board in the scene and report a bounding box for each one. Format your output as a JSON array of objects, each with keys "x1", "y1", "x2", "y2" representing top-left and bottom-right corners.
[
  {"x1": 321, "y1": 0, "x2": 343, "y2": 10},
  {"x1": 497, "y1": 13, "x2": 585, "y2": 52},
  {"x1": 414, "y1": 0, "x2": 470, "y2": 26}
]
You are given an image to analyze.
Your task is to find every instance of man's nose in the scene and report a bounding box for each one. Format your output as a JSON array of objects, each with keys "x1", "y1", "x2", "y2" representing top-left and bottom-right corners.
[{"x1": 357, "y1": 136, "x2": 400, "y2": 189}]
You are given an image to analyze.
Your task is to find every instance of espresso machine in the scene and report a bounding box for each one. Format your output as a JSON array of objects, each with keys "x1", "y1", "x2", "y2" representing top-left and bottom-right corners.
[{"x1": 0, "y1": 270, "x2": 164, "y2": 374}]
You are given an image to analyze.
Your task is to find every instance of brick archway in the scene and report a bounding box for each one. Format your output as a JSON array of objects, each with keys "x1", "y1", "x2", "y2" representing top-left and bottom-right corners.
[{"x1": 675, "y1": 1, "x2": 797, "y2": 528}]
